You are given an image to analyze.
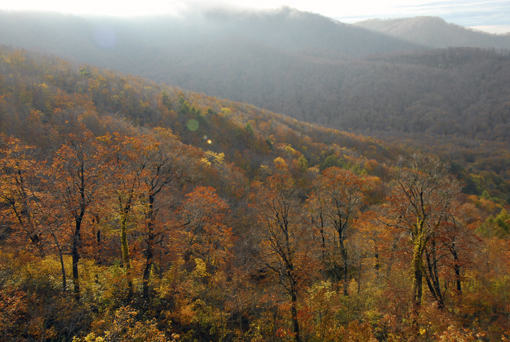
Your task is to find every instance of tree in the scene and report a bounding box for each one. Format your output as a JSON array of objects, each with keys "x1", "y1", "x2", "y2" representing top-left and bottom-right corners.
[
  {"x1": 245, "y1": 122, "x2": 255, "y2": 136},
  {"x1": 139, "y1": 128, "x2": 200, "y2": 299},
  {"x1": 0, "y1": 135, "x2": 67, "y2": 293},
  {"x1": 250, "y1": 173, "x2": 318, "y2": 342},
  {"x1": 308, "y1": 167, "x2": 367, "y2": 296},
  {"x1": 50, "y1": 129, "x2": 109, "y2": 301},
  {"x1": 0, "y1": 136, "x2": 44, "y2": 250},
  {"x1": 179, "y1": 186, "x2": 233, "y2": 271},
  {"x1": 386, "y1": 154, "x2": 460, "y2": 313},
  {"x1": 428, "y1": 201, "x2": 479, "y2": 298},
  {"x1": 98, "y1": 132, "x2": 155, "y2": 298}
]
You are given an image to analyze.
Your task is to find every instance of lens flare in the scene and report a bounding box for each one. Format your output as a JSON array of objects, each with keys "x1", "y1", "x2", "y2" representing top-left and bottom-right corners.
[{"x1": 187, "y1": 119, "x2": 199, "y2": 131}]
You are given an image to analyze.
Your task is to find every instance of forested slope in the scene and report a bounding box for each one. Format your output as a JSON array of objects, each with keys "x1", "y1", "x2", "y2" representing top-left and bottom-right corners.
[
  {"x1": 1, "y1": 47, "x2": 510, "y2": 341},
  {"x1": 354, "y1": 16, "x2": 510, "y2": 49},
  {"x1": 1, "y1": 9, "x2": 509, "y2": 159}
]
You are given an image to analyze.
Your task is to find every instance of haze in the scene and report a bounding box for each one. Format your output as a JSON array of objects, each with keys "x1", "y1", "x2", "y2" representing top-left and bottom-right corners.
[{"x1": 2, "y1": 0, "x2": 509, "y2": 34}]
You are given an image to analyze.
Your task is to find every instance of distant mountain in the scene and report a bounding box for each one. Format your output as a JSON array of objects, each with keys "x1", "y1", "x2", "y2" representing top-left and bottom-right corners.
[
  {"x1": 2, "y1": 8, "x2": 510, "y2": 173},
  {"x1": 0, "y1": 8, "x2": 420, "y2": 61},
  {"x1": 0, "y1": 9, "x2": 424, "y2": 129},
  {"x1": 354, "y1": 16, "x2": 510, "y2": 49}
]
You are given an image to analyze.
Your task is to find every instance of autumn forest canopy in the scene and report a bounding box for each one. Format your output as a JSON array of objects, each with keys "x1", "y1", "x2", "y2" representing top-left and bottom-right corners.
[{"x1": 0, "y1": 7, "x2": 510, "y2": 342}]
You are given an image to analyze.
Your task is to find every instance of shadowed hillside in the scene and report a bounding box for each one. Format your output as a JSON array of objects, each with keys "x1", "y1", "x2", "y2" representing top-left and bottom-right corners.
[
  {"x1": 2, "y1": 10, "x2": 510, "y2": 149},
  {"x1": 1, "y1": 9, "x2": 510, "y2": 202}
]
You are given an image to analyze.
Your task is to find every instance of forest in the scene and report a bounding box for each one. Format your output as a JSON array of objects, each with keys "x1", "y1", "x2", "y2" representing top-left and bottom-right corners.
[
  {"x1": 1, "y1": 9, "x2": 509, "y2": 189},
  {"x1": 0, "y1": 47, "x2": 509, "y2": 341}
]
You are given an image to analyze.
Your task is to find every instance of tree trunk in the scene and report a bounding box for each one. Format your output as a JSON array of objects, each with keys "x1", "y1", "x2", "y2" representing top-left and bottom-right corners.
[
  {"x1": 318, "y1": 212, "x2": 326, "y2": 264},
  {"x1": 291, "y1": 290, "x2": 300, "y2": 342},
  {"x1": 425, "y1": 238, "x2": 444, "y2": 309},
  {"x1": 142, "y1": 242, "x2": 153, "y2": 299},
  {"x1": 120, "y1": 215, "x2": 133, "y2": 298},
  {"x1": 72, "y1": 163, "x2": 87, "y2": 302},
  {"x1": 451, "y1": 240, "x2": 462, "y2": 294},
  {"x1": 143, "y1": 193, "x2": 155, "y2": 300},
  {"x1": 411, "y1": 240, "x2": 424, "y2": 315},
  {"x1": 51, "y1": 230, "x2": 66, "y2": 293},
  {"x1": 374, "y1": 248, "x2": 380, "y2": 272},
  {"x1": 339, "y1": 230, "x2": 349, "y2": 296},
  {"x1": 72, "y1": 217, "x2": 82, "y2": 302},
  {"x1": 341, "y1": 247, "x2": 349, "y2": 297}
]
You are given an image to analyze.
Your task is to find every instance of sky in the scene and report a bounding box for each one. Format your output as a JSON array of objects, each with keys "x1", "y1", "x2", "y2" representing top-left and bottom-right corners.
[{"x1": 2, "y1": 0, "x2": 510, "y2": 34}]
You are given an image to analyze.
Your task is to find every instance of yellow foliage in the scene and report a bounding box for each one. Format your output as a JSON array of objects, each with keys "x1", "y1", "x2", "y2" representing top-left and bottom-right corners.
[
  {"x1": 284, "y1": 144, "x2": 298, "y2": 156},
  {"x1": 204, "y1": 151, "x2": 225, "y2": 165},
  {"x1": 193, "y1": 258, "x2": 209, "y2": 278},
  {"x1": 273, "y1": 157, "x2": 288, "y2": 170},
  {"x1": 74, "y1": 306, "x2": 171, "y2": 342},
  {"x1": 153, "y1": 127, "x2": 177, "y2": 141},
  {"x1": 200, "y1": 158, "x2": 212, "y2": 166},
  {"x1": 221, "y1": 108, "x2": 231, "y2": 115}
]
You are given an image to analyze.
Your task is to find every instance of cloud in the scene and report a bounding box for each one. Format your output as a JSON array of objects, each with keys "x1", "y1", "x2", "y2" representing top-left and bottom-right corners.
[
  {"x1": 336, "y1": 0, "x2": 510, "y2": 26},
  {"x1": 2, "y1": 0, "x2": 509, "y2": 27}
]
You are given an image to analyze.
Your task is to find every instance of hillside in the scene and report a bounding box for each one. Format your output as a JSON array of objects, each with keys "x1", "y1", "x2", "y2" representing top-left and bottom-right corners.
[
  {"x1": 1, "y1": 10, "x2": 510, "y2": 155},
  {"x1": 354, "y1": 16, "x2": 510, "y2": 49},
  {"x1": 1, "y1": 47, "x2": 510, "y2": 341},
  {"x1": 0, "y1": 46, "x2": 398, "y2": 170},
  {"x1": 0, "y1": 8, "x2": 419, "y2": 60}
]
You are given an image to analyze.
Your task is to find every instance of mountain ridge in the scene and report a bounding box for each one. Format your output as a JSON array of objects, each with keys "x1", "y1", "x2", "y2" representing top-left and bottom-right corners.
[
  {"x1": 1, "y1": 8, "x2": 510, "y2": 201},
  {"x1": 354, "y1": 16, "x2": 510, "y2": 49},
  {"x1": 2, "y1": 9, "x2": 509, "y2": 148}
]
